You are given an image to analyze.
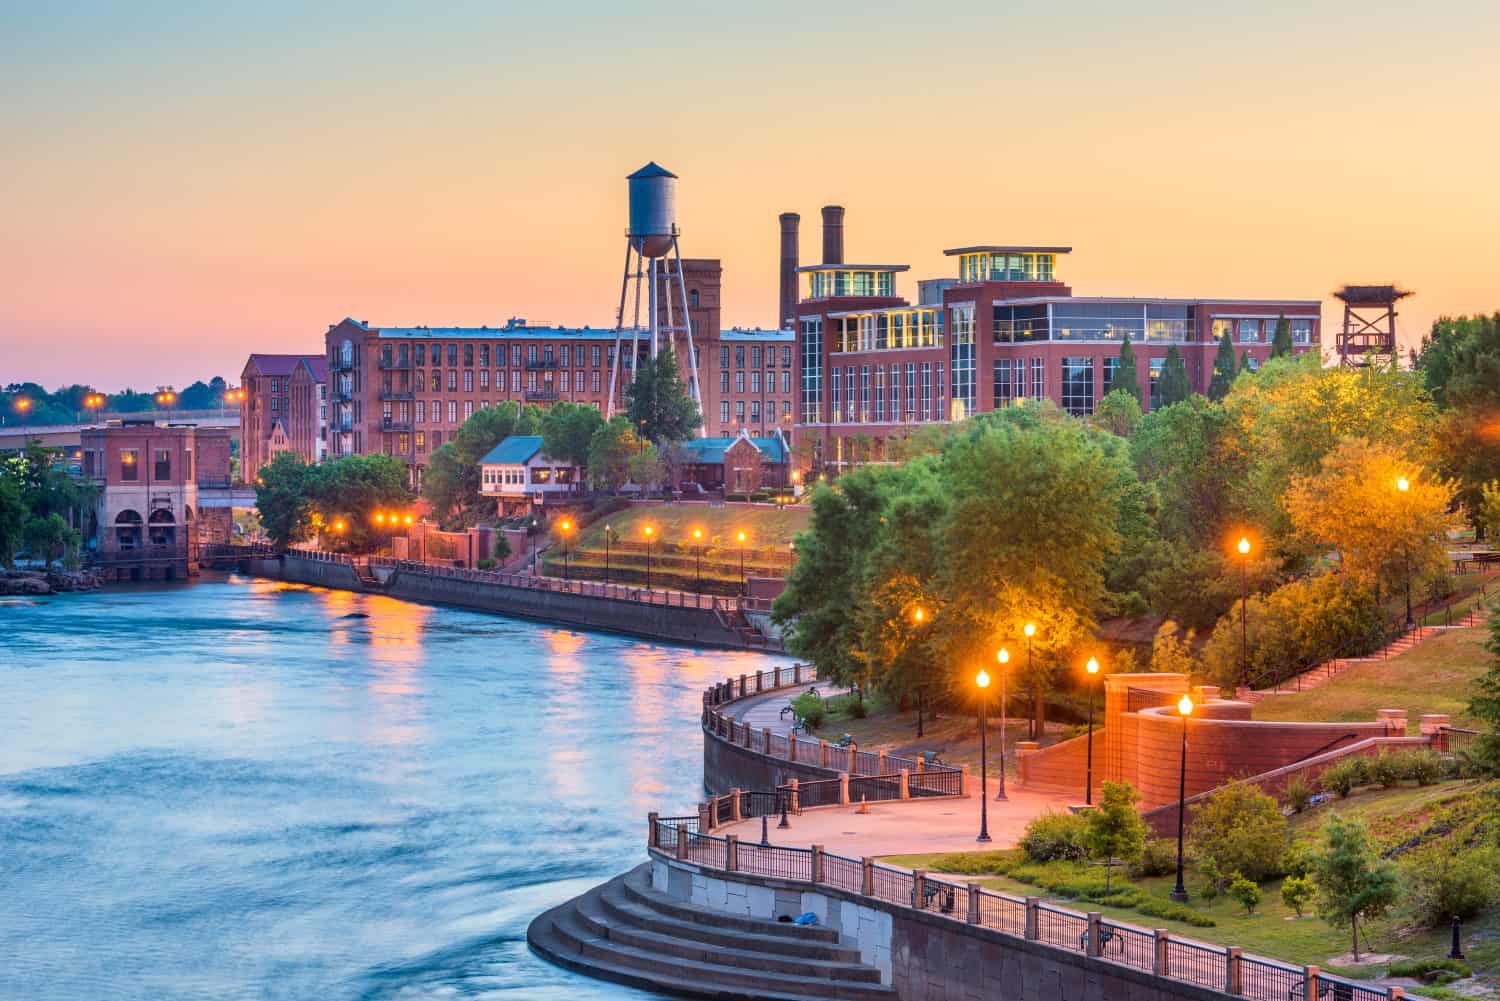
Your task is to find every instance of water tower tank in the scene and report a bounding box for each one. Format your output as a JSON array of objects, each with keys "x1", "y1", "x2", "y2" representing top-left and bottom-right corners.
[{"x1": 627, "y1": 162, "x2": 677, "y2": 258}]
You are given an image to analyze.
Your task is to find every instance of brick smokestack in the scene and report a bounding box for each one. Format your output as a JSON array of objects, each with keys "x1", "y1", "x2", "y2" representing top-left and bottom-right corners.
[
  {"x1": 778, "y1": 212, "x2": 800, "y2": 329},
  {"x1": 821, "y1": 205, "x2": 844, "y2": 266}
]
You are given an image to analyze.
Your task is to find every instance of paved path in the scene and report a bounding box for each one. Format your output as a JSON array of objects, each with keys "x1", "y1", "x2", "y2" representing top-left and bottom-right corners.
[{"x1": 726, "y1": 682, "x2": 851, "y2": 735}]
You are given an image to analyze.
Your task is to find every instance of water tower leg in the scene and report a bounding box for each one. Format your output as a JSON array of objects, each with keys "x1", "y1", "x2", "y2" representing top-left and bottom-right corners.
[
  {"x1": 671, "y1": 237, "x2": 704, "y2": 436},
  {"x1": 648, "y1": 257, "x2": 660, "y2": 358},
  {"x1": 606, "y1": 242, "x2": 633, "y2": 419}
]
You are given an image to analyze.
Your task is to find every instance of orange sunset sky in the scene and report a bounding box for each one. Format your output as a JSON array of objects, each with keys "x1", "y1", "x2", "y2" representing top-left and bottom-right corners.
[{"x1": 3, "y1": 2, "x2": 1497, "y2": 388}]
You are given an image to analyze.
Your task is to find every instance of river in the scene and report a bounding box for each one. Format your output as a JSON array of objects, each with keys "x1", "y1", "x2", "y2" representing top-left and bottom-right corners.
[{"x1": 0, "y1": 574, "x2": 792, "y2": 1000}]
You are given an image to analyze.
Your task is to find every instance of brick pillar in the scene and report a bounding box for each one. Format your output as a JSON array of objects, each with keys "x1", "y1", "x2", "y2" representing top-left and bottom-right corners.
[
  {"x1": 913, "y1": 870, "x2": 927, "y2": 910},
  {"x1": 961, "y1": 764, "x2": 972, "y2": 798},
  {"x1": 726, "y1": 834, "x2": 738, "y2": 872},
  {"x1": 676, "y1": 827, "x2": 688, "y2": 860},
  {"x1": 878, "y1": 750, "x2": 888, "y2": 773},
  {"x1": 967, "y1": 883, "x2": 981, "y2": 924},
  {"x1": 1154, "y1": 929, "x2": 1169, "y2": 975},
  {"x1": 811, "y1": 845, "x2": 824, "y2": 883},
  {"x1": 1304, "y1": 966, "x2": 1320, "y2": 1001},
  {"x1": 838, "y1": 772, "x2": 849, "y2": 805},
  {"x1": 861, "y1": 857, "x2": 874, "y2": 896},
  {"x1": 699, "y1": 802, "x2": 712, "y2": 832},
  {"x1": 1024, "y1": 898, "x2": 1040, "y2": 941},
  {"x1": 1086, "y1": 913, "x2": 1102, "y2": 957},
  {"x1": 794, "y1": 664, "x2": 802, "y2": 684},
  {"x1": 820, "y1": 740, "x2": 829, "y2": 767},
  {"x1": 848, "y1": 741, "x2": 858, "y2": 769},
  {"x1": 790, "y1": 778, "x2": 801, "y2": 814},
  {"x1": 1226, "y1": 946, "x2": 1242, "y2": 995},
  {"x1": 763, "y1": 727, "x2": 772, "y2": 753},
  {"x1": 899, "y1": 768, "x2": 910, "y2": 800},
  {"x1": 789, "y1": 737, "x2": 797, "y2": 762},
  {"x1": 730, "y1": 788, "x2": 742, "y2": 823},
  {"x1": 648, "y1": 811, "x2": 659, "y2": 849}
]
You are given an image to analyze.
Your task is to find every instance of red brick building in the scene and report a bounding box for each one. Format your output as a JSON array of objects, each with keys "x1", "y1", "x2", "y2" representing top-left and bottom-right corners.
[
  {"x1": 240, "y1": 353, "x2": 326, "y2": 481},
  {"x1": 784, "y1": 208, "x2": 1320, "y2": 472},
  {"x1": 288, "y1": 356, "x2": 329, "y2": 464},
  {"x1": 80, "y1": 420, "x2": 201, "y2": 579}
]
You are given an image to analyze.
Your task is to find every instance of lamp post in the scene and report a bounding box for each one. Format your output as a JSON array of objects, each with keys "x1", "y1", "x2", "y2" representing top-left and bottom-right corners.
[
  {"x1": 996, "y1": 647, "x2": 1010, "y2": 801},
  {"x1": 913, "y1": 605, "x2": 929, "y2": 738},
  {"x1": 1084, "y1": 656, "x2": 1100, "y2": 807},
  {"x1": 1237, "y1": 536, "x2": 1251, "y2": 690},
  {"x1": 83, "y1": 393, "x2": 105, "y2": 423},
  {"x1": 1170, "y1": 693, "x2": 1194, "y2": 903},
  {"x1": 642, "y1": 524, "x2": 655, "y2": 592},
  {"x1": 1397, "y1": 477, "x2": 1414, "y2": 628},
  {"x1": 736, "y1": 530, "x2": 748, "y2": 594},
  {"x1": 692, "y1": 527, "x2": 704, "y2": 593},
  {"x1": 976, "y1": 667, "x2": 992, "y2": 843},
  {"x1": 154, "y1": 389, "x2": 177, "y2": 415},
  {"x1": 558, "y1": 518, "x2": 573, "y2": 580},
  {"x1": 1023, "y1": 622, "x2": 1036, "y2": 740}
]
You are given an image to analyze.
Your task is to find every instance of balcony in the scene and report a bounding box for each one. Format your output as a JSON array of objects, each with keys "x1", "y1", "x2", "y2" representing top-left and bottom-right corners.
[
  {"x1": 330, "y1": 355, "x2": 354, "y2": 373},
  {"x1": 336, "y1": 417, "x2": 353, "y2": 432},
  {"x1": 525, "y1": 389, "x2": 560, "y2": 403},
  {"x1": 333, "y1": 389, "x2": 354, "y2": 403},
  {"x1": 525, "y1": 358, "x2": 559, "y2": 370},
  {"x1": 381, "y1": 419, "x2": 413, "y2": 431},
  {"x1": 378, "y1": 390, "x2": 415, "y2": 402},
  {"x1": 378, "y1": 357, "x2": 413, "y2": 371}
]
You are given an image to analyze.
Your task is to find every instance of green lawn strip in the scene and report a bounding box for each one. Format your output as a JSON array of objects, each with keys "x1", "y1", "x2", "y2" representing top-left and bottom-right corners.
[
  {"x1": 1250, "y1": 627, "x2": 1490, "y2": 732},
  {"x1": 574, "y1": 504, "x2": 810, "y2": 556}
]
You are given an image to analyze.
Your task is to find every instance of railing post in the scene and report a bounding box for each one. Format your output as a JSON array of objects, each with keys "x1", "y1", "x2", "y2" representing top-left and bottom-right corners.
[
  {"x1": 899, "y1": 768, "x2": 910, "y2": 800},
  {"x1": 1226, "y1": 946, "x2": 1242, "y2": 995},
  {"x1": 676, "y1": 826, "x2": 688, "y2": 860},
  {"x1": 838, "y1": 772, "x2": 849, "y2": 805},
  {"x1": 811, "y1": 844, "x2": 824, "y2": 883},
  {"x1": 789, "y1": 738, "x2": 797, "y2": 763},
  {"x1": 1154, "y1": 930, "x2": 1169, "y2": 976},
  {"x1": 647, "y1": 811, "x2": 659, "y2": 849},
  {"x1": 878, "y1": 749, "x2": 888, "y2": 773},
  {"x1": 967, "y1": 882, "x2": 981, "y2": 924},
  {"x1": 739, "y1": 673, "x2": 747, "y2": 697},
  {"x1": 756, "y1": 671, "x2": 764, "y2": 693},
  {"x1": 794, "y1": 663, "x2": 802, "y2": 684},
  {"x1": 915, "y1": 754, "x2": 924, "y2": 773},
  {"x1": 961, "y1": 764, "x2": 972, "y2": 798},
  {"x1": 763, "y1": 727, "x2": 772, "y2": 753},
  {"x1": 913, "y1": 869, "x2": 927, "y2": 910},
  {"x1": 743, "y1": 724, "x2": 752, "y2": 749},
  {"x1": 1024, "y1": 898, "x2": 1040, "y2": 941},
  {"x1": 1304, "y1": 966, "x2": 1320, "y2": 1001},
  {"x1": 1086, "y1": 913, "x2": 1102, "y2": 957},
  {"x1": 726, "y1": 834, "x2": 739, "y2": 872},
  {"x1": 790, "y1": 778, "x2": 801, "y2": 814},
  {"x1": 774, "y1": 666, "x2": 782, "y2": 688},
  {"x1": 820, "y1": 740, "x2": 829, "y2": 768},
  {"x1": 730, "y1": 788, "x2": 743, "y2": 823},
  {"x1": 861, "y1": 857, "x2": 874, "y2": 896},
  {"x1": 699, "y1": 801, "x2": 712, "y2": 833},
  {"x1": 848, "y1": 740, "x2": 858, "y2": 769},
  {"x1": 1389, "y1": 988, "x2": 1405, "y2": 1000}
]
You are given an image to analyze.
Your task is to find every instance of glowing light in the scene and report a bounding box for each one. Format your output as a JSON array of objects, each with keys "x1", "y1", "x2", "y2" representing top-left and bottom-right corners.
[
  {"x1": 333, "y1": 519, "x2": 346, "y2": 533},
  {"x1": 997, "y1": 647, "x2": 1009, "y2": 665},
  {"x1": 1086, "y1": 657, "x2": 1100, "y2": 675},
  {"x1": 736, "y1": 530, "x2": 747, "y2": 544},
  {"x1": 402, "y1": 514, "x2": 414, "y2": 526},
  {"x1": 976, "y1": 669, "x2": 991, "y2": 689},
  {"x1": 1237, "y1": 536, "x2": 1251, "y2": 556},
  {"x1": 692, "y1": 527, "x2": 703, "y2": 541},
  {"x1": 1397, "y1": 476, "x2": 1410, "y2": 492},
  {"x1": 913, "y1": 606, "x2": 925, "y2": 624},
  {"x1": 1178, "y1": 694, "x2": 1194, "y2": 717},
  {"x1": 643, "y1": 524, "x2": 654, "y2": 538},
  {"x1": 374, "y1": 512, "x2": 385, "y2": 525},
  {"x1": 1023, "y1": 622, "x2": 1035, "y2": 638},
  {"x1": 560, "y1": 519, "x2": 572, "y2": 532}
]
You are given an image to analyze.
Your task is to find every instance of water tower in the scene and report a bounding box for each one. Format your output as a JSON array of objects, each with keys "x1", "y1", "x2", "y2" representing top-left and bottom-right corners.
[
  {"x1": 606, "y1": 162, "x2": 703, "y2": 428},
  {"x1": 1333, "y1": 284, "x2": 1411, "y2": 366}
]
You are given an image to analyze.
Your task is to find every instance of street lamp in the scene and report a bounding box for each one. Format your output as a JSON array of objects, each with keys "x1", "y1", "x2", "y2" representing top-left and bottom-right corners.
[
  {"x1": 1397, "y1": 476, "x2": 1414, "y2": 628},
  {"x1": 1236, "y1": 536, "x2": 1252, "y2": 690},
  {"x1": 154, "y1": 389, "x2": 177, "y2": 413},
  {"x1": 1170, "y1": 693, "x2": 1194, "y2": 903},
  {"x1": 558, "y1": 518, "x2": 574, "y2": 580},
  {"x1": 603, "y1": 524, "x2": 616, "y2": 586},
  {"x1": 642, "y1": 524, "x2": 655, "y2": 591},
  {"x1": 1023, "y1": 622, "x2": 1037, "y2": 740},
  {"x1": 83, "y1": 393, "x2": 105, "y2": 422},
  {"x1": 996, "y1": 647, "x2": 1010, "y2": 800},
  {"x1": 1084, "y1": 656, "x2": 1101, "y2": 806},
  {"x1": 736, "y1": 529, "x2": 748, "y2": 592},
  {"x1": 691, "y1": 527, "x2": 704, "y2": 592},
  {"x1": 913, "y1": 605, "x2": 930, "y2": 738},
  {"x1": 976, "y1": 667, "x2": 993, "y2": 843}
]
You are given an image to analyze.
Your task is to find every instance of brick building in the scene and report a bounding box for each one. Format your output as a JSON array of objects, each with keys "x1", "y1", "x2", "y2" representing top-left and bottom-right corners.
[
  {"x1": 80, "y1": 420, "x2": 201, "y2": 579},
  {"x1": 783, "y1": 207, "x2": 1321, "y2": 472},
  {"x1": 288, "y1": 355, "x2": 329, "y2": 464},
  {"x1": 240, "y1": 353, "x2": 326, "y2": 481}
]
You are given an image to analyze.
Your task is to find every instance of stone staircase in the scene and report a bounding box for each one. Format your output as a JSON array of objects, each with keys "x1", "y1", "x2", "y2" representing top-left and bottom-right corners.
[{"x1": 528, "y1": 863, "x2": 894, "y2": 1001}]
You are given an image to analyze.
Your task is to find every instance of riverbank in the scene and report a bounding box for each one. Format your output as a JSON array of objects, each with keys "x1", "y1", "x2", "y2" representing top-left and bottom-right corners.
[{"x1": 0, "y1": 567, "x2": 99, "y2": 595}]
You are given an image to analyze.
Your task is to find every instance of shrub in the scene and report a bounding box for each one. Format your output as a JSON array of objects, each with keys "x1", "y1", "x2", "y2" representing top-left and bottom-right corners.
[
  {"x1": 1387, "y1": 959, "x2": 1472, "y2": 983},
  {"x1": 1019, "y1": 811, "x2": 1089, "y2": 863},
  {"x1": 1281, "y1": 842, "x2": 1314, "y2": 879},
  {"x1": 476, "y1": 558, "x2": 496, "y2": 570},
  {"x1": 1280, "y1": 875, "x2": 1314, "y2": 917},
  {"x1": 790, "y1": 691, "x2": 826, "y2": 729},
  {"x1": 1400, "y1": 749, "x2": 1444, "y2": 786},
  {"x1": 1136, "y1": 896, "x2": 1216, "y2": 927},
  {"x1": 1369, "y1": 753, "x2": 1404, "y2": 789},
  {"x1": 1284, "y1": 775, "x2": 1314, "y2": 814},
  {"x1": 845, "y1": 696, "x2": 869, "y2": 719},
  {"x1": 925, "y1": 850, "x2": 1020, "y2": 876},
  {"x1": 1189, "y1": 782, "x2": 1289, "y2": 883},
  {"x1": 1399, "y1": 844, "x2": 1499, "y2": 928},
  {"x1": 1228, "y1": 873, "x2": 1262, "y2": 914},
  {"x1": 1129, "y1": 838, "x2": 1179, "y2": 879},
  {"x1": 1320, "y1": 758, "x2": 1369, "y2": 798},
  {"x1": 1084, "y1": 783, "x2": 1146, "y2": 890}
]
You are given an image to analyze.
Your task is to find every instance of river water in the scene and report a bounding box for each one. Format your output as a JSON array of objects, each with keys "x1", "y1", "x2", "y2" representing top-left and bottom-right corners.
[{"x1": 0, "y1": 575, "x2": 791, "y2": 1000}]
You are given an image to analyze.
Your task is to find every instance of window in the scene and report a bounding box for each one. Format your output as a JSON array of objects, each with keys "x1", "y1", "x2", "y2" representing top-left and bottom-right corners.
[
  {"x1": 591, "y1": 345, "x2": 601, "y2": 367},
  {"x1": 1103, "y1": 356, "x2": 1120, "y2": 395},
  {"x1": 463, "y1": 344, "x2": 474, "y2": 366},
  {"x1": 575, "y1": 370, "x2": 585, "y2": 392},
  {"x1": 751, "y1": 371, "x2": 761, "y2": 393},
  {"x1": 690, "y1": 289, "x2": 700, "y2": 308},
  {"x1": 1290, "y1": 318, "x2": 1313, "y2": 344},
  {"x1": 720, "y1": 346, "x2": 729, "y2": 368},
  {"x1": 846, "y1": 369, "x2": 856, "y2": 421},
  {"x1": 720, "y1": 401, "x2": 730, "y2": 424},
  {"x1": 464, "y1": 370, "x2": 474, "y2": 392},
  {"x1": 448, "y1": 401, "x2": 457, "y2": 423},
  {"x1": 154, "y1": 448, "x2": 171, "y2": 480},
  {"x1": 1237, "y1": 319, "x2": 1261, "y2": 343},
  {"x1": 121, "y1": 449, "x2": 139, "y2": 480},
  {"x1": 416, "y1": 431, "x2": 426, "y2": 450},
  {"x1": 751, "y1": 400, "x2": 761, "y2": 423},
  {"x1": 888, "y1": 365, "x2": 900, "y2": 421},
  {"x1": 511, "y1": 345, "x2": 522, "y2": 366},
  {"x1": 720, "y1": 371, "x2": 729, "y2": 392},
  {"x1": 560, "y1": 345, "x2": 570, "y2": 367},
  {"x1": 735, "y1": 401, "x2": 745, "y2": 422},
  {"x1": 735, "y1": 346, "x2": 745, "y2": 368},
  {"x1": 464, "y1": 401, "x2": 474, "y2": 419},
  {"x1": 800, "y1": 319, "x2": 823, "y2": 423},
  {"x1": 920, "y1": 363, "x2": 932, "y2": 421},
  {"x1": 592, "y1": 370, "x2": 601, "y2": 392},
  {"x1": 447, "y1": 371, "x2": 457, "y2": 391},
  {"x1": 446, "y1": 344, "x2": 457, "y2": 365},
  {"x1": 512, "y1": 371, "x2": 521, "y2": 391},
  {"x1": 480, "y1": 345, "x2": 490, "y2": 367},
  {"x1": 873, "y1": 366, "x2": 885, "y2": 421},
  {"x1": 479, "y1": 369, "x2": 489, "y2": 390},
  {"x1": 527, "y1": 345, "x2": 538, "y2": 363},
  {"x1": 1031, "y1": 358, "x2": 1045, "y2": 400},
  {"x1": 950, "y1": 304, "x2": 976, "y2": 420},
  {"x1": 1061, "y1": 357, "x2": 1095, "y2": 415},
  {"x1": 782, "y1": 400, "x2": 791, "y2": 419},
  {"x1": 830, "y1": 364, "x2": 841, "y2": 420},
  {"x1": 398, "y1": 432, "x2": 410, "y2": 453},
  {"x1": 735, "y1": 371, "x2": 745, "y2": 393},
  {"x1": 416, "y1": 401, "x2": 425, "y2": 423},
  {"x1": 782, "y1": 372, "x2": 792, "y2": 394},
  {"x1": 528, "y1": 371, "x2": 537, "y2": 390},
  {"x1": 751, "y1": 346, "x2": 762, "y2": 368},
  {"x1": 430, "y1": 371, "x2": 441, "y2": 391},
  {"x1": 415, "y1": 344, "x2": 427, "y2": 365},
  {"x1": 994, "y1": 359, "x2": 1014, "y2": 403},
  {"x1": 1148, "y1": 358, "x2": 1166, "y2": 409}
]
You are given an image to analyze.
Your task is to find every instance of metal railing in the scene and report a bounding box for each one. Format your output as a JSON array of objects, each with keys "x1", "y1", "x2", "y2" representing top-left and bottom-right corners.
[{"x1": 648, "y1": 816, "x2": 1424, "y2": 1001}]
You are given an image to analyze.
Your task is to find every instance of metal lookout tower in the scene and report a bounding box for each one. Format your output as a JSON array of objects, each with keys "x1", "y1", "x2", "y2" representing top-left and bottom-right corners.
[
  {"x1": 605, "y1": 162, "x2": 703, "y2": 431},
  {"x1": 1333, "y1": 283, "x2": 1411, "y2": 366}
]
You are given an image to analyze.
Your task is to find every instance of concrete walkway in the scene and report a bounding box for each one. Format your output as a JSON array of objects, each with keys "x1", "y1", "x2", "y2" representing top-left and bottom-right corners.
[{"x1": 726, "y1": 681, "x2": 851, "y2": 735}]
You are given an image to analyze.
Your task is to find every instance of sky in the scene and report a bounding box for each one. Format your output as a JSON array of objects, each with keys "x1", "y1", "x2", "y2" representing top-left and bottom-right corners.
[{"x1": 2, "y1": 1, "x2": 1498, "y2": 389}]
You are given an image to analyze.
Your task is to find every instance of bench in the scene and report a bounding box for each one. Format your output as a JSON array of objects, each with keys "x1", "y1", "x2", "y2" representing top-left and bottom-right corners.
[
  {"x1": 1077, "y1": 925, "x2": 1123, "y2": 954},
  {"x1": 1290, "y1": 977, "x2": 1353, "y2": 1001},
  {"x1": 917, "y1": 882, "x2": 956, "y2": 914}
]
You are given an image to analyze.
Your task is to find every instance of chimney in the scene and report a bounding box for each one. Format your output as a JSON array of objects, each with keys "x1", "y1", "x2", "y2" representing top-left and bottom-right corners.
[
  {"x1": 778, "y1": 212, "x2": 800, "y2": 329},
  {"x1": 821, "y1": 205, "x2": 844, "y2": 266}
]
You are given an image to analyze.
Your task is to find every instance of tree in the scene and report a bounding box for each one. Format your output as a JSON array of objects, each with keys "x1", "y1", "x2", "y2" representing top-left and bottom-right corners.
[
  {"x1": 1189, "y1": 782, "x2": 1288, "y2": 885},
  {"x1": 1466, "y1": 612, "x2": 1500, "y2": 771},
  {"x1": 1091, "y1": 389, "x2": 1142, "y2": 437},
  {"x1": 22, "y1": 512, "x2": 78, "y2": 567},
  {"x1": 1157, "y1": 346, "x2": 1191, "y2": 407},
  {"x1": 1271, "y1": 314, "x2": 1293, "y2": 358},
  {"x1": 1281, "y1": 874, "x2": 1314, "y2": 917},
  {"x1": 1312, "y1": 813, "x2": 1398, "y2": 962},
  {"x1": 1130, "y1": 396, "x2": 1233, "y2": 546},
  {"x1": 540, "y1": 401, "x2": 604, "y2": 472},
  {"x1": 1419, "y1": 315, "x2": 1500, "y2": 538},
  {"x1": 308, "y1": 454, "x2": 412, "y2": 552},
  {"x1": 1208, "y1": 329, "x2": 1238, "y2": 400},
  {"x1": 627, "y1": 442, "x2": 665, "y2": 494},
  {"x1": 1228, "y1": 873, "x2": 1262, "y2": 914},
  {"x1": 0, "y1": 471, "x2": 26, "y2": 568},
  {"x1": 1481, "y1": 481, "x2": 1500, "y2": 552},
  {"x1": 254, "y1": 451, "x2": 316, "y2": 552},
  {"x1": 422, "y1": 401, "x2": 542, "y2": 525},
  {"x1": 1084, "y1": 781, "x2": 1146, "y2": 892},
  {"x1": 1149, "y1": 621, "x2": 1197, "y2": 674},
  {"x1": 1108, "y1": 335, "x2": 1141, "y2": 404},
  {"x1": 420, "y1": 443, "x2": 466, "y2": 527},
  {"x1": 587, "y1": 417, "x2": 643, "y2": 493},
  {"x1": 625, "y1": 347, "x2": 701, "y2": 444}
]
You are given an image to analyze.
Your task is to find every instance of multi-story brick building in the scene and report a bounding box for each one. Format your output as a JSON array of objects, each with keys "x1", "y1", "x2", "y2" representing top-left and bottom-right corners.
[
  {"x1": 783, "y1": 207, "x2": 1320, "y2": 472},
  {"x1": 240, "y1": 353, "x2": 326, "y2": 481},
  {"x1": 80, "y1": 420, "x2": 201, "y2": 579}
]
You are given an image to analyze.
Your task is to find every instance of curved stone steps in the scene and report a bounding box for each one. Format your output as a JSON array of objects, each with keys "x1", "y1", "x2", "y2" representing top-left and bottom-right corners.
[{"x1": 528, "y1": 864, "x2": 895, "y2": 1001}]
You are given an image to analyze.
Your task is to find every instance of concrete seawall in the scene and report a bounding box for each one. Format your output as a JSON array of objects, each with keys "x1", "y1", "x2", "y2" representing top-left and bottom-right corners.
[
  {"x1": 243, "y1": 555, "x2": 763, "y2": 650},
  {"x1": 703, "y1": 725, "x2": 843, "y2": 795}
]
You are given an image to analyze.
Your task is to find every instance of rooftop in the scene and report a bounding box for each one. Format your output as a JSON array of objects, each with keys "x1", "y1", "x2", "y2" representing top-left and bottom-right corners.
[
  {"x1": 719, "y1": 328, "x2": 794, "y2": 342},
  {"x1": 795, "y1": 263, "x2": 911, "y2": 274},
  {"x1": 943, "y1": 245, "x2": 1073, "y2": 256},
  {"x1": 478, "y1": 435, "x2": 546, "y2": 466},
  {"x1": 245, "y1": 353, "x2": 310, "y2": 377},
  {"x1": 680, "y1": 433, "x2": 788, "y2": 465}
]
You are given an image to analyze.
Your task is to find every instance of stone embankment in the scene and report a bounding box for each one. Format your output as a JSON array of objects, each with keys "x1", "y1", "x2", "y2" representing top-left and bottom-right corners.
[{"x1": 0, "y1": 568, "x2": 101, "y2": 596}]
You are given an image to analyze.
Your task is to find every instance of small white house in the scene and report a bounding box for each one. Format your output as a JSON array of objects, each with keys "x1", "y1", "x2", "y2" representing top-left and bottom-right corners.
[{"x1": 479, "y1": 435, "x2": 578, "y2": 509}]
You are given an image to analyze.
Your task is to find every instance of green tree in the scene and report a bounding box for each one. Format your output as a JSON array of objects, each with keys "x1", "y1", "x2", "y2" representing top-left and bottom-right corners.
[
  {"x1": 1228, "y1": 873, "x2": 1262, "y2": 914},
  {"x1": 540, "y1": 401, "x2": 604, "y2": 471},
  {"x1": 625, "y1": 347, "x2": 702, "y2": 444},
  {"x1": 22, "y1": 512, "x2": 78, "y2": 567},
  {"x1": 1208, "y1": 329, "x2": 1238, "y2": 400},
  {"x1": 308, "y1": 454, "x2": 412, "y2": 552},
  {"x1": 254, "y1": 451, "x2": 316, "y2": 552},
  {"x1": 587, "y1": 417, "x2": 644, "y2": 493},
  {"x1": 1467, "y1": 612, "x2": 1500, "y2": 771},
  {"x1": 1480, "y1": 481, "x2": 1500, "y2": 547},
  {"x1": 1157, "y1": 346, "x2": 1192, "y2": 407},
  {"x1": 1091, "y1": 388, "x2": 1142, "y2": 437},
  {"x1": 1271, "y1": 314, "x2": 1293, "y2": 358},
  {"x1": 1312, "y1": 813, "x2": 1398, "y2": 962},
  {"x1": 1108, "y1": 335, "x2": 1141, "y2": 403},
  {"x1": 1130, "y1": 396, "x2": 1233, "y2": 546},
  {"x1": 420, "y1": 443, "x2": 466, "y2": 527},
  {"x1": 1189, "y1": 782, "x2": 1288, "y2": 885},
  {"x1": 421, "y1": 401, "x2": 542, "y2": 525},
  {"x1": 1084, "y1": 781, "x2": 1146, "y2": 892},
  {"x1": 1281, "y1": 874, "x2": 1314, "y2": 917},
  {"x1": 0, "y1": 472, "x2": 24, "y2": 568},
  {"x1": 627, "y1": 441, "x2": 665, "y2": 494}
]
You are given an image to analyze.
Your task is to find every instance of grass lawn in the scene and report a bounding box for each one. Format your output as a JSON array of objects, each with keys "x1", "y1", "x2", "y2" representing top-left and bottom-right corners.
[
  {"x1": 1252, "y1": 626, "x2": 1492, "y2": 732},
  {"x1": 573, "y1": 503, "x2": 810, "y2": 555}
]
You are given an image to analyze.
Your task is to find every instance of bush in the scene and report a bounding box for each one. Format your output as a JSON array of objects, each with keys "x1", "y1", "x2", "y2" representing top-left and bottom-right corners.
[
  {"x1": 1136, "y1": 896, "x2": 1216, "y2": 927},
  {"x1": 1129, "y1": 838, "x2": 1179, "y2": 878},
  {"x1": 1369, "y1": 753, "x2": 1404, "y2": 789},
  {"x1": 1399, "y1": 749, "x2": 1444, "y2": 786},
  {"x1": 790, "y1": 691, "x2": 826, "y2": 729},
  {"x1": 1280, "y1": 875, "x2": 1315, "y2": 917},
  {"x1": 924, "y1": 850, "x2": 1020, "y2": 876},
  {"x1": 1387, "y1": 959, "x2": 1472, "y2": 983},
  {"x1": 1281, "y1": 842, "x2": 1314, "y2": 880},
  {"x1": 1020, "y1": 811, "x2": 1090, "y2": 863},
  {"x1": 1228, "y1": 873, "x2": 1262, "y2": 914},
  {"x1": 1399, "y1": 844, "x2": 1499, "y2": 928},
  {"x1": 476, "y1": 558, "x2": 496, "y2": 570},
  {"x1": 1284, "y1": 775, "x2": 1314, "y2": 814},
  {"x1": 1319, "y1": 758, "x2": 1369, "y2": 798},
  {"x1": 1189, "y1": 782, "x2": 1289, "y2": 883}
]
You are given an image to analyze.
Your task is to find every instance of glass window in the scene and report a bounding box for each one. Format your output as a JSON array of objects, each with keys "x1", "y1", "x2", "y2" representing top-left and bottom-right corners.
[
  {"x1": 1061, "y1": 357, "x2": 1094, "y2": 415},
  {"x1": 735, "y1": 401, "x2": 745, "y2": 422},
  {"x1": 463, "y1": 344, "x2": 474, "y2": 366},
  {"x1": 720, "y1": 370, "x2": 729, "y2": 392},
  {"x1": 751, "y1": 371, "x2": 761, "y2": 393},
  {"x1": 751, "y1": 346, "x2": 762, "y2": 368},
  {"x1": 950, "y1": 305, "x2": 976, "y2": 420},
  {"x1": 446, "y1": 344, "x2": 457, "y2": 366},
  {"x1": 751, "y1": 400, "x2": 761, "y2": 423},
  {"x1": 782, "y1": 371, "x2": 792, "y2": 394},
  {"x1": 1290, "y1": 318, "x2": 1313, "y2": 345},
  {"x1": 801, "y1": 319, "x2": 823, "y2": 423},
  {"x1": 720, "y1": 401, "x2": 729, "y2": 424},
  {"x1": 1238, "y1": 319, "x2": 1261, "y2": 343},
  {"x1": 120, "y1": 449, "x2": 138, "y2": 480},
  {"x1": 1148, "y1": 358, "x2": 1166, "y2": 409},
  {"x1": 735, "y1": 371, "x2": 745, "y2": 393},
  {"x1": 153, "y1": 448, "x2": 171, "y2": 480},
  {"x1": 1103, "y1": 357, "x2": 1120, "y2": 395},
  {"x1": 735, "y1": 346, "x2": 745, "y2": 368}
]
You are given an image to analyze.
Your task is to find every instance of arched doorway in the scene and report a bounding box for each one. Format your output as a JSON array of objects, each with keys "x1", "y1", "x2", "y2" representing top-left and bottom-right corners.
[
  {"x1": 115, "y1": 510, "x2": 143, "y2": 551},
  {"x1": 148, "y1": 509, "x2": 176, "y2": 547}
]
